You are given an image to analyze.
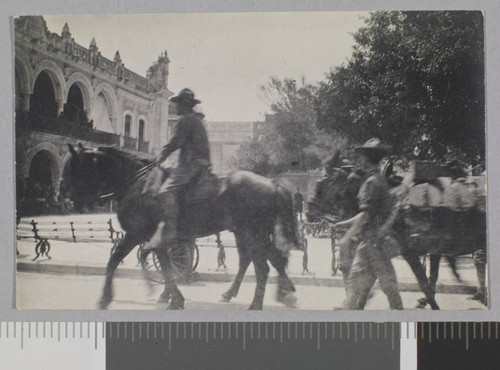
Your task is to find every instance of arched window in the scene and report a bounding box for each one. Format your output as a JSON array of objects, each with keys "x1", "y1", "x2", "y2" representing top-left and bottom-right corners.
[
  {"x1": 30, "y1": 71, "x2": 58, "y2": 118},
  {"x1": 138, "y1": 119, "x2": 145, "y2": 142},
  {"x1": 93, "y1": 92, "x2": 114, "y2": 133},
  {"x1": 124, "y1": 115, "x2": 132, "y2": 137},
  {"x1": 64, "y1": 84, "x2": 85, "y2": 125}
]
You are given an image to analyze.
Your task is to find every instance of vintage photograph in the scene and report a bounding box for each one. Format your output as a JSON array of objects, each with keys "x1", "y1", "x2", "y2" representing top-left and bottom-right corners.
[{"x1": 14, "y1": 11, "x2": 487, "y2": 311}]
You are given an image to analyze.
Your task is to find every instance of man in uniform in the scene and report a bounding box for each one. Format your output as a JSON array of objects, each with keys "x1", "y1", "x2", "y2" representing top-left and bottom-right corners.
[
  {"x1": 336, "y1": 138, "x2": 403, "y2": 310},
  {"x1": 145, "y1": 88, "x2": 211, "y2": 252}
]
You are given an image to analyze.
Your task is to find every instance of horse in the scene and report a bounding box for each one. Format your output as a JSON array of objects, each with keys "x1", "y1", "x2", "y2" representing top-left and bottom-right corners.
[
  {"x1": 306, "y1": 163, "x2": 487, "y2": 310},
  {"x1": 67, "y1": 144, "x2": 300, "y2": 310}
]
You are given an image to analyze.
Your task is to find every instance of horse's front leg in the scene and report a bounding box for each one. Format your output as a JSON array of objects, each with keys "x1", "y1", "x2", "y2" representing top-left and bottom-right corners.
[
  {"x1": 100, "y1": 234, "x2": 139, "y2": 309},
  {"x1": 248, "y1": 238, "x2": 270, "y2": 311},
  {"x1": 404, "y1": 252, "x2": 440, "y2": 310},
  {"x1": 221, "y1": 233, "x2": 251, "y2": 302},
  {"x1": 155, "y1": 248, "x2": 185, "y2": 310}
]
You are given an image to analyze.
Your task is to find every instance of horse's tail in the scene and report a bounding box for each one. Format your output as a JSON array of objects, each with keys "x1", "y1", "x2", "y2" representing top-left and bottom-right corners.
[{"x1": 273, "y1": 182, "x2": 301, "y2": 252}]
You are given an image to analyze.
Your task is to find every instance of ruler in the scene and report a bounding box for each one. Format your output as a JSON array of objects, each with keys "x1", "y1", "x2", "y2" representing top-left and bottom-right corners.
[{"x1": 1, "y1": 322, "x2": 498, "y2": 369}]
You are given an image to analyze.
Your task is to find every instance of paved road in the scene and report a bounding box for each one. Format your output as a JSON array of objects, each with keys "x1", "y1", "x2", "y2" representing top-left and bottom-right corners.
[
  {"x1": 17, "y1": 272, "x2": 486, "y2": 311},
  {"x1": 17, "y1": 213, "x2": 486, "y2": 311}
]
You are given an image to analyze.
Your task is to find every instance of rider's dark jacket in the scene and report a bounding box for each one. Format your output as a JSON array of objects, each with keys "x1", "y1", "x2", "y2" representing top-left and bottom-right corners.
[{"x1": 161, "y1": 112, "x2": 211, "y2": 167}]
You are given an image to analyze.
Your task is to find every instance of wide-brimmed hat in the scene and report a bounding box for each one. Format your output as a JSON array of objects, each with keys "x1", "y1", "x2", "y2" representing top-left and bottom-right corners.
[
  {"x1": 170, "y1": 88, "x2": 201, "y2": 105},
  {"x1": 354, "y1": 138, "x2": 391, "y2": 156}
]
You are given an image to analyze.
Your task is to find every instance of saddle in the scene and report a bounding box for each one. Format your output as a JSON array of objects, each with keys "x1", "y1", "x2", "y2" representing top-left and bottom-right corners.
[
  {"x1": 183, "y1": 169, "x2": 220, "y2": 205},
  {"x1": 179, "y1": 170, "x2": 224, "y2": 237}
]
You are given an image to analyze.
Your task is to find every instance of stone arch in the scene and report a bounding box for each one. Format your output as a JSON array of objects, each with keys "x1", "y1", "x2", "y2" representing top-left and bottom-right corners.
[
  {"x1": 24, "y1": 143, "x2": 61, "y2": 202},
  {"x1": 30, "y1": 59, "x2": 67, "y2": 111},
  {"x1": 66, "y1": 72, "x2": 93, "y2": 112},
  {"x1": 59, "y1": 152, "x2": 74, "y2": 198},
  {"x1": 92, "y1": 82, "x2": 118, "y2": 132},
  {"x1": 14, "y1": 52, "x2": 32, "y2": 94},
  {"x1": 24, "y1": 142, "x2": 61, "y2": 181}
]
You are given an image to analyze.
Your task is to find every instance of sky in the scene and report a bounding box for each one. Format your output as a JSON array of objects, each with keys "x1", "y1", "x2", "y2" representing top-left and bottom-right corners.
[{"x1": 44, "y1": 12, "x2": 368, "y2": 122}]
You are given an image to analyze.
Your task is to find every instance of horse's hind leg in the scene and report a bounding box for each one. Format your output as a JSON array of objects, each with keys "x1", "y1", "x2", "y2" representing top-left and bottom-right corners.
[
  {"x1": 248, "y1": 234, "x2": 270, "y2": 310},
  {"x1": 268, "y1": 247, "x2": 297, "y2": 308},
  {"x1": 100, "y1": 233, "x2": 140, "y2": 309},
  {"x1": 221, "y1": 232, "x2": 251, "y2": 302},
  {"x1": 155, "y1": 248, "x2": 185, "y2": 310},
  {"x1": 248, "y1": 255, "x2": 269, "y2": 310}
]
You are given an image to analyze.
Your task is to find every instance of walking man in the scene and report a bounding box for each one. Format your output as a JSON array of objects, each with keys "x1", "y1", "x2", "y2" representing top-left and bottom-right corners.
[{"x1": 335, "y1": 138, "x2": 403, "y2": 310}]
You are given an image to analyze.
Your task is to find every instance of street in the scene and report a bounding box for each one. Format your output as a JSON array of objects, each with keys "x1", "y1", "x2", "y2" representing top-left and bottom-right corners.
[
  {"x1": 16, "y1": 213, "x2": 486, "y2": 310},
  {"x1": 17, "y1": 272, "x2": 486, "y2": 311}
]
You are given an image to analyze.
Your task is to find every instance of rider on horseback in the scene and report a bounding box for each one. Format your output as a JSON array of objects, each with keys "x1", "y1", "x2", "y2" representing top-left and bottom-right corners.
[{"x1": 144, "y1": 88, "x2": 211, "y2": 253}]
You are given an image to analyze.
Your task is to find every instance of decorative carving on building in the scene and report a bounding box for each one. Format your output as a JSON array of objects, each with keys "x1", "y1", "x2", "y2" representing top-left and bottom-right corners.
[
  {"x1": 114, "y1": 51, "x2": 124, "y2": 80},
  {"x1": 147, "y1": 50, "x2": 170, "y2": 92}
]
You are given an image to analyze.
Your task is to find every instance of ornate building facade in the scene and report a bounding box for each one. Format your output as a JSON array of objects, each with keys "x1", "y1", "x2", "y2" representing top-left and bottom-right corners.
[
  {"x1": 14, "y1": 16, "x2": 173, "y2": 213},
  {"x1": 206, "y1": 121, "x2": 258, "y2": 174}
]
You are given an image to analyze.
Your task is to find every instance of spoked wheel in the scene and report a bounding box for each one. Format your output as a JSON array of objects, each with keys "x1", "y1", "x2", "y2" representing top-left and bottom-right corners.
[{"x1": 139, "y1": 240, "x2": 199, "y2": 284}]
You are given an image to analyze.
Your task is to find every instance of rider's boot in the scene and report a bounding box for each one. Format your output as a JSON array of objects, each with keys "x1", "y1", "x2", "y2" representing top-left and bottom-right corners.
[{"x1": 143, "y1": 190, "x2": 180, "y2": 253}]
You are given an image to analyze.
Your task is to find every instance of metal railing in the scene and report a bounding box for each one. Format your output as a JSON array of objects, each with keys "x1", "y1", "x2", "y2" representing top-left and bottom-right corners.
[{"x1": 123, "y1": 136, "x2": 138, "y2": 150}]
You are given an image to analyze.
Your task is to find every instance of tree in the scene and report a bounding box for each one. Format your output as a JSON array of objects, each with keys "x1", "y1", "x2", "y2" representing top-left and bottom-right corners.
[
  {"x1": 316, "y1": 11, "x2": 485, "y2": 164},
  {"x1": 260, "y1": 77, "x2": 320, "y2": 171}
]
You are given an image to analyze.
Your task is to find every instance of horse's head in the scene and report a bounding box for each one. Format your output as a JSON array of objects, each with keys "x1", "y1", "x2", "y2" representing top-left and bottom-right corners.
[
  {"x1": 67, "y1": 144, "x2": 119, "y2": 210},
  {"x1": 306, "y1": 168, "x2": 354, "y2": 222}
]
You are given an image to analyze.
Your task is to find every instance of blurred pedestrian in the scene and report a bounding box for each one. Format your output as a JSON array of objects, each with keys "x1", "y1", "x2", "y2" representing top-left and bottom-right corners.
[
  {"x1": 335, "y1": 138, "x2": 403, "y2": 310},
  {"x1": 294, "y1": 187, "x2": 304, "y2": 221}
]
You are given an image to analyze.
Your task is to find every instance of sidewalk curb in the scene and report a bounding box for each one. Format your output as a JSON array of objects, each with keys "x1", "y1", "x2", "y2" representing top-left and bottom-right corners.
[{"x1": 17, "y1": 261, "x2": 477, "y2": 295}]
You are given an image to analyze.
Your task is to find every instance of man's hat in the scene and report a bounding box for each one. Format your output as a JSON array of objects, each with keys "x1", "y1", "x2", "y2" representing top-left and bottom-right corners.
[
  {"x1": 170, "y1": 88, "x2": 201, "y2": 105},
  {"x1": 354, "y1": 138, "x2": 391, "y2": 156}
]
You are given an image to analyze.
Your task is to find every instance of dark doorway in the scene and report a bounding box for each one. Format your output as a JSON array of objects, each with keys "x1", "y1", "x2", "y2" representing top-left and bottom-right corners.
[
  {"x1": 30, "y1": 71, "x2": 58, "y2": 118},
  {"x1": 65, "y1": 83, "x2": 86, "y2": 125}
]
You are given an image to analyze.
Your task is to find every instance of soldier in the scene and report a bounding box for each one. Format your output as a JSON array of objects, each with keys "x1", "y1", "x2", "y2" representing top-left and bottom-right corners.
[
  {"x1": 335, "y1": 138, "x2": 403, "y2": 310},
  {"x1": 144, "y1": 88, "x2": 211, "y2": 253}
]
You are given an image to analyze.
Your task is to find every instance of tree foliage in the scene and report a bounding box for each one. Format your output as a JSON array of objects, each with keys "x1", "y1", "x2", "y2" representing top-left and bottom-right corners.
[
  {"x1": 233, "y1": 77, "x2": 342, "y2": 174},
  {"x1": 316, "y1": 11, "x2": 485, "y2": 164}
]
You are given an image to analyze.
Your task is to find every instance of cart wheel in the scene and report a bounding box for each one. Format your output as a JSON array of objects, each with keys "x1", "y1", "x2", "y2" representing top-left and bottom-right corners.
[
  {"x1": 192, "y1": 242, "x2": 200, "y2": 271},
  {"x1": 139, "y1": 240, "x2": 197, "y2": 284}
]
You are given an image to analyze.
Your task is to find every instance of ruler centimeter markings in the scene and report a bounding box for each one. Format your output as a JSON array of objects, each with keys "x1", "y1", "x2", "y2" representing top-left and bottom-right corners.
[
  {"x1": 3, "y1": 322, "x2": 500, "y2": 350},
  {"x1": 3, "y1": 322, "x2": 500, "y2": 370}
]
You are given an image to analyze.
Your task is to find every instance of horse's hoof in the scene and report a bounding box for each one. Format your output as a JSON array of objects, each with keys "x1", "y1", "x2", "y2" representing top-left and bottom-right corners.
[
  {"x1": 415, "y1": 302, "x2": 427, "y2": 309},
  {"x1": 167, "y1": 300, "x2": 185, "y2": 310},
  {"x1": 279, "y1": 292, "x2": 298, "y2": 308},
  {"x1": 220, "y1": 293, "x2": 232, "y2": 303},
  {"x1": 247, "y1": 304, "x2": 263, "y2": 310},
  {"x1": 158, "y1": 293, "x2": 171, "y2": 304},
  {"x1": 99, "y1": 297, "x2": 111, "y2": 310}
]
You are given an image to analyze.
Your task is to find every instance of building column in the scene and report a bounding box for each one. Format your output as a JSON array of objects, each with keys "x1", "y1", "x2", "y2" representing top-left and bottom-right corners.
[
  {"x1": 22, "y1": 93, "x2": 31, "y2": 112},
  {"x1": 57, "y1": 101, "x2": 64, "y2": 117}
]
